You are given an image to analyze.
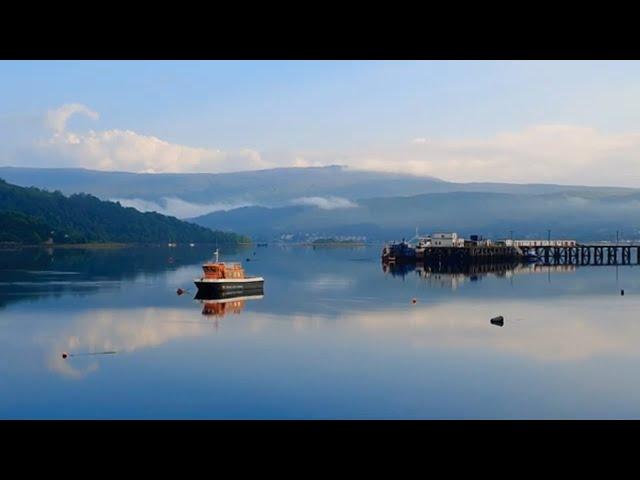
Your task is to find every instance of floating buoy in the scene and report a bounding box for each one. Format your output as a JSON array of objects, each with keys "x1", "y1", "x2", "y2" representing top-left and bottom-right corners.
[
  {"x1": 412, "y1": 298, "x2": 417, "y2": 304},
  {"x1": 246, "y1": 258, "x2": 251, "y2": 262},
  {"x1": 177, "y1": 288, "x2": 185, "y2": 295},
  {"x1": 490, "y1": 316, "x2": 504, "y2": 327},
  {"x1": 621, "y1": 289, "x2": 625, "y2": 296},
  {"x1": 61, "y1": 352, "x2": 68, "y2": 359}
]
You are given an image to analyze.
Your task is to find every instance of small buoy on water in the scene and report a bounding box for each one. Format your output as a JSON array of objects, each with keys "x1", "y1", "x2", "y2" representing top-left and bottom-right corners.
[
  {"x1": 177, "y1": 288, "x2": 185, "y2": 295},
  {"x1": 62, "y1": 352, "x2": 68, "y2": 359},
  {"x1": 246, "y1": 258, "x2": 251, "y2": 262},
  {"x1": 412, "y1": 298, "x2": 417, "y2": 304},
  {"x1": 621, "y1": 289, "x2": 625, "y2": 296},
  {"x1": 490, "y1": 316, "x2": 504, "y2": 327}
]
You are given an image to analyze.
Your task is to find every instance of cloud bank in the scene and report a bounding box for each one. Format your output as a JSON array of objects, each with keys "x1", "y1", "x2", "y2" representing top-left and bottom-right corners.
[
  {"x1": 112, "y1": 197, "x2": 254, "y2": 219},
  {"x1": 291, "y1": 196, "x2": 358, "y2": 210},
  {"x1": 5, "y1": 104, "x2": 640, "y2": 187},
  {"x1": 28, "y1": 104, "x2": 272, "y2": 174},
  {"x1": 343, "y1": 125, "x2": 640, "y2": 187}
]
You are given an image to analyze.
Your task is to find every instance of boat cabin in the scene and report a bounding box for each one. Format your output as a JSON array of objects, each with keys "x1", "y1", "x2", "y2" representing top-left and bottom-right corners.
[{"x1": 202, "y1": 262, "x2": 246, "y2": 279}]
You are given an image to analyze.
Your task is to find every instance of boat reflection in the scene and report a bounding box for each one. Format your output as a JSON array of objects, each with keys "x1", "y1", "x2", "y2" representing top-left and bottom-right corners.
[{"x1": 195, "y1": 291, "x2": 264, "y2": 318}]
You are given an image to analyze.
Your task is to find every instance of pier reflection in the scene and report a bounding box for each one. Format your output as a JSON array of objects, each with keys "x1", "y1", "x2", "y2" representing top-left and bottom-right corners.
[{"x1": 382, "y1": 261, "x2": 577, "y2": 288}]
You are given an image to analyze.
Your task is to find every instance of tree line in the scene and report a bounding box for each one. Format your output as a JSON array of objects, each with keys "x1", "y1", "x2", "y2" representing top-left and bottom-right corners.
[{"x1": 0, "y1": 178, "x2": 250, "y2": 245}]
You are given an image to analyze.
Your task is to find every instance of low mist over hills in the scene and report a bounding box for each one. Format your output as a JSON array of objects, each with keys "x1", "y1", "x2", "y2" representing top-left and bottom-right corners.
[
  {"x1": 2, "y1": 165, "x2": 639, "y2": 241},
  {"x1": 189, "y1": 191, "x2": 640, "y2": 242},
  {"x1": 1, "y1": 165, "x2": 633, "y2": 211}
]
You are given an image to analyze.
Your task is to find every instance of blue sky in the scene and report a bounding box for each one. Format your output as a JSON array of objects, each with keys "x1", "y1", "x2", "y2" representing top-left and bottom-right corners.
[{"x1": 2, "y1": 60, "x2": 640, "y2": 185}]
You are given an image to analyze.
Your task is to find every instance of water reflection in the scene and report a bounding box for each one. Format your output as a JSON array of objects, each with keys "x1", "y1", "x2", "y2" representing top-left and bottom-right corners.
[
  {"x1": 382, "y1": 261, "x2": 577, "y2": 278},
  {"x1": 47, "y1": 307, "x2": 218, "y2": 379},
  {"x1": 382, "y1": 261, "x2": 578, "y2": 290},
  {"x1": 197, "y1": 293, "x2": 265, "y2": 318},
  {"x1": 0, "y1": 245, "x2": 249, "y2": 310},
  {"x1": 4, "y1": 245, "x2": 640, "y2": 418}
]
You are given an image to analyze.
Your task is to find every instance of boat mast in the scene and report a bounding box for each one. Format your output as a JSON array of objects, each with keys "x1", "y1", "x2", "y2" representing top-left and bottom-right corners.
[{"x1": 214, "y1": 248, "x2": 219, "y2": 263}]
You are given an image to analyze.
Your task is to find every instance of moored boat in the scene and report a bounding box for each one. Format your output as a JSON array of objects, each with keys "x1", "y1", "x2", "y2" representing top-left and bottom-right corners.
[
  {"x1": 194, "y1": 249, "x2": 264, "y2": 296},
  {"x1": 381, "y1": 239, "x2": 416, "y2": 263}
]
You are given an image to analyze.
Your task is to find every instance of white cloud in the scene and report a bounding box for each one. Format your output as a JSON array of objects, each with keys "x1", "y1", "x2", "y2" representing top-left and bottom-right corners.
[
  {"x1": 38, "y1": 128, "x2": 269, "y2": 174},
  {"x1": 45, "y1": 103, "x2": 99, "y2": 133},
  {"x1": 112, "y1": 197, "x2": 254, "y2": 219},
  {"x1": 291, "y1": 196, "x2": 358, "y2": 210},
  {"x1": 14, "y1": 103, "x2": 272, "y2": 174}
]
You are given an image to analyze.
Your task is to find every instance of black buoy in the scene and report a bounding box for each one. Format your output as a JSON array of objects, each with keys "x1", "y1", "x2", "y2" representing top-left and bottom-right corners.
[
  {"x1": 621, "y1": 289, "x2": 625, "y2": 296},
  {"x1": 246, "y1": 258, "x2": 251, "y2": 262},
  {"x1": 490, "y1": 316, "x2": 504, "y2": 327},
  {"x1": 177, "y1": 288, "x2": 185, "y2": 295},
  {"x1": 61, "y1": 352, "x2": 68, "y2": 359}
]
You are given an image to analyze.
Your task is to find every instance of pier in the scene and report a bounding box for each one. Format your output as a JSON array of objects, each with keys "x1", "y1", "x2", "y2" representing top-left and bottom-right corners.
[
  {"x1": 519, "y1": 244, "x2": 640, "y2": 266},
  {"x1": 381, "y1": 232, "x2": 640, "y2": 267},
  {"x1": 415, "y1": 245, "x2": 522, "y2": 265}
]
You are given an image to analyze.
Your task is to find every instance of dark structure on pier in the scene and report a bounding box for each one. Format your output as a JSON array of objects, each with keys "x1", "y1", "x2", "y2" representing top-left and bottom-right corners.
[
  {"x1": 382, "y1": 241, "x2": 522, "y2": 267},
  {"x1": 416, "y1": 245, "x2": 522, "y2": 266}
]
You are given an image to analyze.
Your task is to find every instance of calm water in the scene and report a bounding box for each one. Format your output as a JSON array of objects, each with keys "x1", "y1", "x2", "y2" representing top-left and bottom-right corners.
[{"x1": 2, "y1": 244, "x2": 640, "y2": 419}]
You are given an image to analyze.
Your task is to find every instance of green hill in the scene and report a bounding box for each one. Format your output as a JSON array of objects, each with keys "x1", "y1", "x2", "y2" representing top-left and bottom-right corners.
[{"x1": 0, "y1": 178, "x2": 249, "y2": 245}]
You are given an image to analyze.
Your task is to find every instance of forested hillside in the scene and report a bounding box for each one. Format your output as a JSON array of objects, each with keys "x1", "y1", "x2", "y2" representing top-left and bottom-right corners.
[{"x1": 0, "y1": 179, "x2": 249, "y2": 245}]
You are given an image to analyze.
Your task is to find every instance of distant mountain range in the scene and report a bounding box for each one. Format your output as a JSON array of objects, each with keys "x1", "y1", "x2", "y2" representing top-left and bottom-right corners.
[
  {"x1": 0, "y1": 178, "x2": 248, "y2": 245},
  {"x1": 1, "y1": 165, "x2": 639, "y2": 241},
  {"x1": 189, "y1": 191, "x2": 640, "y2": 242},
  {"x1": 0, "y1": 165, "x2": 633, "y2": 207}
]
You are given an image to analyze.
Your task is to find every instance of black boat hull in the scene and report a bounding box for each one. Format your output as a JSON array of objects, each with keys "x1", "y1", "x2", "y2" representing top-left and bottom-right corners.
[{"x1": 194, "y1": 280, "x2": 264, "y2": 298}]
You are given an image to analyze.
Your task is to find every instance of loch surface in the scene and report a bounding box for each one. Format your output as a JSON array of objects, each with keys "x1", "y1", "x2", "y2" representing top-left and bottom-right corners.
[{"x1": 2, "y1": 245, "x2": 640, "y2": 419}]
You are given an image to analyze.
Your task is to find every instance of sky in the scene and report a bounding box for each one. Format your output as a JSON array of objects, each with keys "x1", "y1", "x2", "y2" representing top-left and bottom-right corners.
[{"x1": 3, "y1": 60, "x2": 640, "y2": 186}]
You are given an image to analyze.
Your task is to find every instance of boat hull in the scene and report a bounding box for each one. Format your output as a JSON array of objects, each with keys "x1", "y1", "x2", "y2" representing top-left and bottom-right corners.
[{"x1": 194, "y1": 278, "x2": 264, "y2": 297}]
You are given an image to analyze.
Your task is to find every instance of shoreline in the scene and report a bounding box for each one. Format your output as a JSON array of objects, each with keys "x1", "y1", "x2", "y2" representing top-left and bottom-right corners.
[
  {"x1": 299, "y1": 242, "x2": 369, "y2": 247},
  {"x1": 1, "y1": 241, "x2": 252, "y2": 250}
]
